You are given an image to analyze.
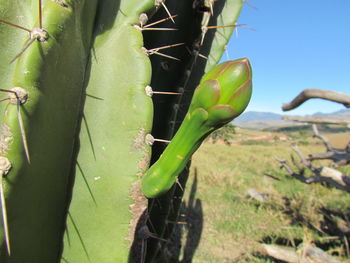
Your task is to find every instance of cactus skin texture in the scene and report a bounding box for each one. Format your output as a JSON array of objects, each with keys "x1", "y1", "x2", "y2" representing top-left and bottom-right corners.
[
  {"x1": 0, "y1": 1, "x2": 97, "y2": 262},
  {"x1": 62, "y1": 1, "x2": 154, "y2": 263},
  {"x1": 142, "y1": 58, "x2": 252, "y2": 198}
]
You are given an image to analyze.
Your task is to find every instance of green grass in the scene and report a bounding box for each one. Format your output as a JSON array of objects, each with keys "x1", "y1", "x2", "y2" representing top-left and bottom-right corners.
[{"x1": 169, "y1": 129, "x2": 350, "y2": 262}]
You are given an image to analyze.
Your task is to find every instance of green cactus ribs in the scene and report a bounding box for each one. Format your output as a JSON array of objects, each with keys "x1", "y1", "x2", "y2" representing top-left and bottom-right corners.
[
  {"x1": 0, "y1": 0, "x2": 98, "y2": 261},
  {"x1": 142, "y1": 58, "x2": 252, "y2": 198}
]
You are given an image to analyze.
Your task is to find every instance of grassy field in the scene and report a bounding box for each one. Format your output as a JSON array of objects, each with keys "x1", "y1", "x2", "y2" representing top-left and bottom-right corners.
[{"x1": 166, "y1": 127, "x2": 350, "y2": 262}]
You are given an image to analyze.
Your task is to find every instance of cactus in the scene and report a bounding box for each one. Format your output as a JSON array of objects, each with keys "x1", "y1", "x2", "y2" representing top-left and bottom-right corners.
[
  {"x1": 0, "y1": 0, "x2": 97, "y2": 261},
  {"x1": 0, "y1": 0, "x2": 248, "y2": 262}
]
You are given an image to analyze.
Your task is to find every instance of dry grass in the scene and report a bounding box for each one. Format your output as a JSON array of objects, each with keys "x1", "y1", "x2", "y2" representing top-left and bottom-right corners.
[{"x1": 174, "y1": 128, "x2": 350, "y2": 263}]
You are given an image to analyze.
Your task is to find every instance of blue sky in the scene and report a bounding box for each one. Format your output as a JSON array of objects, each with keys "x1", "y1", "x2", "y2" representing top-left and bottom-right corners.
[{"x1": 224, "y1": 0, "x2": 350, "y2": 115}]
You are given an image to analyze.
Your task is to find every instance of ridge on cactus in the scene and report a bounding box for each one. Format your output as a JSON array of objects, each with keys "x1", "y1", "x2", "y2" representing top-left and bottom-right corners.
[{"x1": 142, "y1": 58, "x2": 253, "y2": 198}]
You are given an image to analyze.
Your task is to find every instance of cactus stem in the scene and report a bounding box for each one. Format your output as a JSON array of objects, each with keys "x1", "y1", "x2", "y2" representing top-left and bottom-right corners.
[
  {"x1": 145, "y1": 134, "x2": 170, "y2": 146},
  {"x1": 143, "y1": 15, "x2": 178, "y2": 28},
  {"x1": 0, "y1": 19, "x2": 31, "y2": 33},
  {"x1": 0, "y1": 157, "x2": 12, "y2": 256}
]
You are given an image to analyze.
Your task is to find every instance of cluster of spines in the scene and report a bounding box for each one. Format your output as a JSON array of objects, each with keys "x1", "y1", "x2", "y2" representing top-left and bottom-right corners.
[
  {"x1": 0, "y1": 0, "x2": 49, "y2": 254},
  {"x1": 0, "y1": 0, "x2": 95, "y2": 260}
]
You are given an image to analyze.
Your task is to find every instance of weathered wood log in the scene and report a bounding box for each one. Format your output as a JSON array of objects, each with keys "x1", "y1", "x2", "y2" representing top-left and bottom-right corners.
[
  {"x1": 261, "y1": 244, "x2": 344, "y2": 263},
  {"x1": 319, "y1": 167, "x2": 350, "y2": 191},
  {"x1": 247, "y1": 188, "x2": 268, "y2": 202},
  {"x1": 261, "y1": 244, "x2": 301, "y2": 263},
  {"x1": 302, "y1": 245, "x2": 344, "y2": 263},
  {"x1": 282, "y1": 89, "x2": 350, "y2": 111}
]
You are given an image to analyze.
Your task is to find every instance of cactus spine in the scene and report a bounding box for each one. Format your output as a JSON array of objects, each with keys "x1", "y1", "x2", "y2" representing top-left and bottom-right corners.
[{"x1": 0, "y1": 0, "x2": 98, "y2": 261}]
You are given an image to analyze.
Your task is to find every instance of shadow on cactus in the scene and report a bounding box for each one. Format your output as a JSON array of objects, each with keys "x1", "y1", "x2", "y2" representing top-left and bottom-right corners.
[{"x1": 142, "y1": 58, "x2": 253, "y2": 198}]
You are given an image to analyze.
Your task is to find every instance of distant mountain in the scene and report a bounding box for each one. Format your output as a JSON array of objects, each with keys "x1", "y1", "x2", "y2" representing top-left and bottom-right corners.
[
  {"x1": 312, "y1": 109, "x2": 350, "y2": 117},
  {"x1": 234, "y1": 109, "x2": 350, "y2": 124},
  {"x1": 233, "y1": 111, "x2": 282, "y2": 124},
  {"x1": 232, "y1": 109, "x2": 350, "y2": 129}
]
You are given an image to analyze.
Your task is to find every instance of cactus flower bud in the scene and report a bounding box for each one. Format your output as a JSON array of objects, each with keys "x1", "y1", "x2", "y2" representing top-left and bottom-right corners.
[
  {"x1": 142, "y1": 58, "x2": 253, "y2": 198},
  {"x1": 190, "y1": 58, "x2": 252, "y2": 126}
]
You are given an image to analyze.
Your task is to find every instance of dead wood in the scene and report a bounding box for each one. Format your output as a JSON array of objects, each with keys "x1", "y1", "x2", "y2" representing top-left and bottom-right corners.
[
  {"x1": 261, "y1": 244, "x2": 344, "y2": 263},
  {"x1": 307, "y1": 125, "x2": 350, "y2": 167},
  {"x1": 282, "y1": 89, "x2": 350, "y2": 111},
  {"x1": 282, "y1": 116, "x2": 350, "y2": 125},
  {"x1": 275, "y1": 154, "x2": 350, "y2": 193}
]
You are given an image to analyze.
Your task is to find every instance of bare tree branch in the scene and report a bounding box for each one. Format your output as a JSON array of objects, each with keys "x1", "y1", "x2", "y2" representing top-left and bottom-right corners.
[
  {"x1": 282, "y1": 89, "x2": 350, "y2": 111},
  {"x1": 308, "y1": 152, "x2": 350, "y2": 166},
  {"x1": 312, "y1": 124, "x2": 333, "y2": 151},
  {"x1": 275, "y1": 156, "x2": 309, "y2": 183},
  {"x1": 306, "y1": 125, "x2": 350, "y2": 166},
  {"x1": 282, "y1": 115, "x2": 350, "y2": 125},
  {"x1": 275, "y1": 153, "x2": 350, "y2": 193},
  {"x1": 291, "y1": 144, "x2": 313, "y2": 169}
]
